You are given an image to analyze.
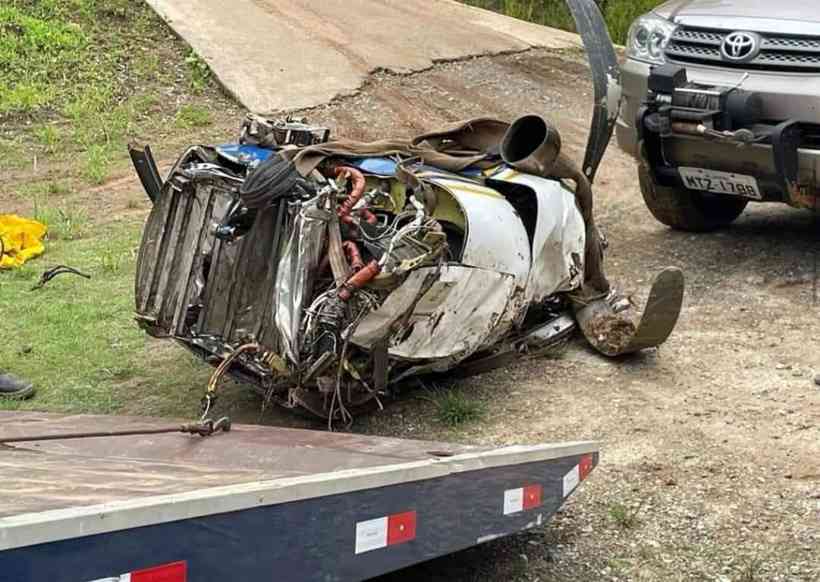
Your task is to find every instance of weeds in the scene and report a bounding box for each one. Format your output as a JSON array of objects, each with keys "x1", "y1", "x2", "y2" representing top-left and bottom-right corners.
[
  {"x1": 47, "y1": 181, "x2": 70, "y2": 196},
  {"x1": 608, "y1": 501, "x2": 643, "y2": 529},
  {"x1": 33, "y1": 125, "x2": 61, "y2": 152},
  {"x1": 135, "y1": 53, "x2": 161, "y2": 78},
  {"x1": 737, "y1": 559, "x2": 763, "y2": 582},
  {"x1": 425, "y1": 387, "x2": 486, "y2": 427},
  {"x1": 83, "y1": 144, "x2": 112, "y2": 184},
  {"x1": 175, "y1": 104, "x2": 213, "y2": 128},
  {"x1": 186, "y1": 50, "x2": 212, "y2": 93},
  {"x1": 33, "y1": 200, "x2": 89, "y2": 241},
  {"x1": 99, "y1": 248, "x2": 125, "y2": 274}
]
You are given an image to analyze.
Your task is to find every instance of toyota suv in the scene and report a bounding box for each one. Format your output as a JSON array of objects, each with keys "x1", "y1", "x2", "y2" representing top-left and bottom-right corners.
[{"x1": 617, "y1": 0, "x2": 820, "y2": 231}]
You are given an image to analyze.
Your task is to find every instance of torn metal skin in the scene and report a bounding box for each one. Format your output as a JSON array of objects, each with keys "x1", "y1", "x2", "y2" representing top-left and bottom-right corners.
[{"x1": 129, "y1": 0, "x2": 685, "y2": 422}]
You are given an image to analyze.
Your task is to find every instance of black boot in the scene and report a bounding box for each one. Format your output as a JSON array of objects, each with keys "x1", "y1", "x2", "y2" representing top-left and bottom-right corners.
[{"x1": 0, "y1": 374, "x2": 35, "y2": 400}]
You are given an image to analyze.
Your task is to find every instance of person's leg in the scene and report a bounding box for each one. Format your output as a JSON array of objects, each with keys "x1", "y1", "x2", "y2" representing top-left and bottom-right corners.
[{"x1": 0, "y1": 373, "x2": 35, "y2": 400}]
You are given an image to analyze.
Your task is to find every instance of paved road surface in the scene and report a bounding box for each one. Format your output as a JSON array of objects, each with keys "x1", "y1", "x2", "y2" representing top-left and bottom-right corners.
[{"x1": 145, "y1": 0, "x2": 580, "y2": 113}]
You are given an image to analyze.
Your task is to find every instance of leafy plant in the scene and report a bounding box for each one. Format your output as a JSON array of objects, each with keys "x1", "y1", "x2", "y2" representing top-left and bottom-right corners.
[
  {"x1": 185, "y1": 50, "x2": 212, "y2": 92},
  {"x1": 83, "y1": 144, "x2": 112, "y2": 184},
  {"x1": 425, "y1": 387, "x2": 486, "y2": 427}
]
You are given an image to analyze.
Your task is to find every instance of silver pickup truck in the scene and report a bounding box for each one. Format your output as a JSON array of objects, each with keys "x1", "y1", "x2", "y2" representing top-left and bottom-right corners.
[{"x1": 617, "y1": 0, "x2": 820, "y2": 231}]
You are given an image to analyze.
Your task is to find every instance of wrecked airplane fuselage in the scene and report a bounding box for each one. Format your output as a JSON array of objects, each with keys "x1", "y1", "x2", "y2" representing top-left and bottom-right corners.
[
  {"x1": 129, "y1": 0, "x2": 684, "y2": 421},
  {"x1": 133, "y1": 132, "x2": 592, "y2": 419}
]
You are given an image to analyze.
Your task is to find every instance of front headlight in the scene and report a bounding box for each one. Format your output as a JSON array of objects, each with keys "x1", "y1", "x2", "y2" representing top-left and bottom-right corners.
[{"x1": 627, "y1": 14, "x2": 677, "y2": 64}]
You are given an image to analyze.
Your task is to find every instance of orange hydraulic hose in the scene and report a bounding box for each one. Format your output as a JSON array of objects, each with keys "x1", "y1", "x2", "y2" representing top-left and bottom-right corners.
[
  {"x1": 339, "y1": 260, "x2": 381, "y2": 301},
  {"x1": 342, "y1": 241, "x2": 365, "y2": 271},
  {"x1": 335, "y1": 166, "x2": 366, "y2": 221}
]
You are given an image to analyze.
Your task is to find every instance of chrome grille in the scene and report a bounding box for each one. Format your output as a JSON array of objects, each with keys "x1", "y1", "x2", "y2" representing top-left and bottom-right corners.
[{"x1": 665, "y1": 26, "x2": 820, "y2": 72}]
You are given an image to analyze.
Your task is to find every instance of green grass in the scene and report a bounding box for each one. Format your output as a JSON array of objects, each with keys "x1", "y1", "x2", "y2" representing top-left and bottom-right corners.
[
  {"x1": 33, "y1": 124, "x2": 61, "y2": 152},
  {"x1": 32, "y1": 200, "x2": 90, "y2": 241},
  {"x1": 426, "y1": 388, "x2": 487, "y2": 427},
  {"x1": 0, "y1": 0, "x2": 224, "y2": 184},
  {"x1": 463, "y1": 0, "x2": 665, "y2": 44},
  {"x1": 98, "y1": 246, "x2": 126, "y2": 274},
  {"x1": 175, "y1": 104, "x2": 213, "y2": 128},
  {"x1": 0, "y1": 1, "x2": 244, "y2": 421},
  {"x1": 0, "y1": 224, "x2": 142, "y2": 413},
  {"x1": 0, "y1": 221, "x2": 214, "y2": 416}
]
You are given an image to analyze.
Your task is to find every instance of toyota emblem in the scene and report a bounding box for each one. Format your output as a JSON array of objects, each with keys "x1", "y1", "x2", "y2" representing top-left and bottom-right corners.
[{"x1": 721, "y1": 31, "x2": 761, "y2": 62}]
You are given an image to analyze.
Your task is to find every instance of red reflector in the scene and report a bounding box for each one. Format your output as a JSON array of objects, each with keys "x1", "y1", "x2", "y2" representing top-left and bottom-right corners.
[
  {"x1": 522, "y1": 485, "x2": 543, "y2": 510},
  {"x1": 387, "y1": 511, "x2": 417, "y2": 546},
  {"x1": 131, "y1": 561, "x2": 187, "y2": 582},
  {"x1": 579, "y1": 454, "x2": 594, "y2": 481}
]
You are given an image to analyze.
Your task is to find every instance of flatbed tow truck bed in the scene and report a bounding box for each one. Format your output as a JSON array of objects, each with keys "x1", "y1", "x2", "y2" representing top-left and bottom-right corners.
[{"x1": 0, "y1": 412, "x2": 597, "y2": 582}]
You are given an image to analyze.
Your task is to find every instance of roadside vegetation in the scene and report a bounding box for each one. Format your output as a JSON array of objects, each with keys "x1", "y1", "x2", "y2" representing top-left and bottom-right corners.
[
  {"x1": 463, "y1": 0, "x2": 664, "y2": 44},
  {"x1": 0, "y1": 0, "x2": 243, "y2": 418},
  {"x1": 1, "y1": 0, "x2": 238, "y2": 187}
]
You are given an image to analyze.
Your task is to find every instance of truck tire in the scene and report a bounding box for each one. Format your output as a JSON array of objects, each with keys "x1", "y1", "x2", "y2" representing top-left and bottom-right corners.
[{"x1": 638, "y1": 165, "x2": 748, "y2": 231}]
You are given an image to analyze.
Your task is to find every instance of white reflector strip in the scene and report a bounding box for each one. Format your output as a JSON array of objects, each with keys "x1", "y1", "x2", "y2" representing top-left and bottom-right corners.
[
  {"x1": 503, "y1": 488, "x2": 525, "y2": 515},
  {"x1": 355, "y1": 511, "x2": 417, "y2": 554},
  {"x1": 86, "y1": 561, "x2": 186, "y2": 582},
  {"x1": 563, "y1": 455, "x2": 595, "y2": 498},
  {"x1": 503, "y1": 485, "x2": 542, "y2": 515},
  {"x1": 563, "y1": 465, "x2": 580, "y2": 497},
  {"x1": 355, "y1": 516, "x2": 389, "y2": 554}
]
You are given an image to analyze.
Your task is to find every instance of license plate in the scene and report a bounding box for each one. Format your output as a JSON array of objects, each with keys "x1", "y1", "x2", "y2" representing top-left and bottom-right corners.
[{"x1": 679, "y1": 167, "x2": 762, "y2": 200}]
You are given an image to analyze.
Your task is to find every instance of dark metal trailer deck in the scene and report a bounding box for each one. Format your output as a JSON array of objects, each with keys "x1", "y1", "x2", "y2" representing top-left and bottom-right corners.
[{"x1": 0, "y1": 412, "x2": 597, "y2": 582}]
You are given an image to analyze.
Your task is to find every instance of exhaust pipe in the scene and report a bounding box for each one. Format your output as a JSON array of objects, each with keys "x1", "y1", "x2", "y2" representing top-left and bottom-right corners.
[{"x1": 500, "y1": 115, "x2": 562, "y2": 176}]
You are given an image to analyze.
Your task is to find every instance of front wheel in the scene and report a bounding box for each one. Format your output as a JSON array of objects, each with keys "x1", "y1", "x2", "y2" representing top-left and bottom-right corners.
[{"x1": 638, "y1": 165, "x2": 748, "y2": 232}]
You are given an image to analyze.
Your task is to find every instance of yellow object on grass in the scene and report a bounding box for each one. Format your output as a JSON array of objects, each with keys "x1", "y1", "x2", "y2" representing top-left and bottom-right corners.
[{"x1": 0, "y1": 214, "x2": 47, "y2": 269}]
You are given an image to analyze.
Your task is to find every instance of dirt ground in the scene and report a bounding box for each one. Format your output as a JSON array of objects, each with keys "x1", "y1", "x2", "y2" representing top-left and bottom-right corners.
[
  {"x1": 291, "y1": 49, "x2": 820, "y2": 581},
  {"x1": 5, "y1": 47, "x2": 819, "y2": 581}
]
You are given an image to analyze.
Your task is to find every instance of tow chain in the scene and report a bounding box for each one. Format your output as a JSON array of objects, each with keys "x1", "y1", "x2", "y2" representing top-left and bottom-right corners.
[{"x1": 0, "y1": 417, "x2": 232, "y2": 445}]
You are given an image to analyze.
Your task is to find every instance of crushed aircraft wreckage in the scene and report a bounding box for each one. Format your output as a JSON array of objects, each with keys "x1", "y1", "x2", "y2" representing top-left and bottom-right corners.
[{"x1": 128, "y1": 0, "x2": 684, "y2": 422}]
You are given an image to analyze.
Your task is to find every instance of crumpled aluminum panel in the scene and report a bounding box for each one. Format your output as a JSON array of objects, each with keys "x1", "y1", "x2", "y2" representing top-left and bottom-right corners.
[
  {"x1": 491, "y1": 168, "x2": 586, "y2": 302},
  {"x1": 426, "y1": 176, "x2": 531, "y2": 288},
  {"x1": 275, "y1": 199, "x2": 328, "y2": 365},
  {"x1": 135, "y1": 179, "x2": 233, "y2": 338},
  {"x1": 135, "y1": 169, "x2": 289, "y2": 355},
  {"x1": 353, "y1": 265, "x2": 518, "y2": 361}
]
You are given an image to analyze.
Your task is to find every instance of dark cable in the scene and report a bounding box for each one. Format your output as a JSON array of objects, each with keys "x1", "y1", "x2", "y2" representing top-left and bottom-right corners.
[
  {"x1": 31, "y1": 265, "x2": 91, "y2": 291},
  {"x1": 239, "y1": 155, "x2": 311, "y2": 209}
]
